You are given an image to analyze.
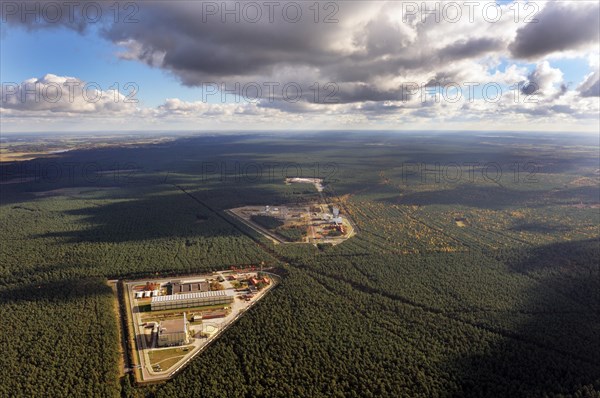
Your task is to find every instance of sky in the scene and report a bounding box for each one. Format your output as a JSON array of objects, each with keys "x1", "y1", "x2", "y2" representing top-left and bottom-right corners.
[{"x1": 1, "y1": 1, "x2": 599, "y2": 133}]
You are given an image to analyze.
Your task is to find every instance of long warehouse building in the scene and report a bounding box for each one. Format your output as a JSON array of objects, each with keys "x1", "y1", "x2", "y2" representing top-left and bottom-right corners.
[{"x1": 151, "y1": 290, "x2": 235, "y2": 311}]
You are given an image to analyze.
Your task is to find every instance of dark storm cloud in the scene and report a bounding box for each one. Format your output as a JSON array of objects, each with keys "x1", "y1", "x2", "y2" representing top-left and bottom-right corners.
[
  {"x1": 333, "y1": 83, "x2": 417, "y2": 103},
  {"x1": 100, "y1": 2, "x2": 512, "y2": 102},
  {"x1": 1, "y1": 1, "x2": 514, "y2": 105},
  {"x1": 357, "y1": 15, "x2": 414, "y2": 57},
  {"x1": 438, "y1": 38, "x2": 504, "y2": 61},
  {"x1": 509, "y1": 2, "x2": 600, "y2": 59},
  {"x1": 0, "y1": 1, "x2": 122, "y2": 32},
  {"x1": 104, "y1": 1, "x2": 341, "y2": 81}
]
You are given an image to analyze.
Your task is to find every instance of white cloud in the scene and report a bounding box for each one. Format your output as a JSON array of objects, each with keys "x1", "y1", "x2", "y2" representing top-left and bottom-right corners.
[
  {"x1": 2, "y1": 72, "x2": 598, "y2": 134},
  {"x1": 522, "y1": 61, "x2": 565, "y2": 97},
  {"x1": 1, "y1": 74, "x2": 138, "y2": 114}
]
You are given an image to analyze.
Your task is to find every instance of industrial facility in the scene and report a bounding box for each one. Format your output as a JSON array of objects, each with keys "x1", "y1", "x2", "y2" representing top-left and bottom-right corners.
[
  {"x1": 157, "y1": 314, "x2": 189, "y2": 347},
  {"x1": 125, "y1": 270, "x2": 278, "y2": 382},
  {"x1": 228, "y1": 202, "x2": 354, "y2": 246},
  {"x1": 150, "y1": 290, "x2": 235, "y2": 311}
]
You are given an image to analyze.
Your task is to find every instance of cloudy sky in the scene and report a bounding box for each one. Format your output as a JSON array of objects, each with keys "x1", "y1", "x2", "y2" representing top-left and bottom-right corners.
[{"x1": 1, "y1": 1, "x2": 599, "y2": 133}]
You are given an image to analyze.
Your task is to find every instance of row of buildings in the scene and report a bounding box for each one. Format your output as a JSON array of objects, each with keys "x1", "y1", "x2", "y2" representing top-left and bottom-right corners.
[
  {"x1": 153, "y1": 290, "x2": 236, "y2": 346},
  {"x1": 135, "y1": 290, "x2": 160, "y2": 299},
  {"x1": 150, "y1": 290, "x2": 235, "y2": 311},
  {"x1": 170, "y1": 279, "x2": 210, "y2": 294},
  {"x1": 137, "y1": 280, "x2": 211, "y2": 298},
  {"x1": 140, "y1": 275, "x2": 269, "y2": 348}
]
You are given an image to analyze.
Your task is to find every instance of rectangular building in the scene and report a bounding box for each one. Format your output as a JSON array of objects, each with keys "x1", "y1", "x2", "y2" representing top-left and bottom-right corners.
[
  {"x1": 151, "y1": 290, "x2": 235, "y2": 311},
  {"x1": 157, "y1": 315, "x2": 189, "y2": 347},
  {"x1": 171, "y1": 280, "x2": 210, "y2": 294}
]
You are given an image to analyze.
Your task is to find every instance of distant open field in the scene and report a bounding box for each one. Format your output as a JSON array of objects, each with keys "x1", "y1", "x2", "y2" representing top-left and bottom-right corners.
[{"x1": 0, "y1": 133, "x2": 177, "y2": 163}]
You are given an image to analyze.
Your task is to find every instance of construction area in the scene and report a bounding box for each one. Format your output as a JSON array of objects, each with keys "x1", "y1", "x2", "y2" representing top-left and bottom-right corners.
[
  {"x1": 227, "y1": 203, "x2": 355, "y2": 245},
  {"x1": 284, "y1": 177, "x2": 325, "y2": 192},
  {"x1": 123, "y1": 268, "x2": 277, "y2": 382}
]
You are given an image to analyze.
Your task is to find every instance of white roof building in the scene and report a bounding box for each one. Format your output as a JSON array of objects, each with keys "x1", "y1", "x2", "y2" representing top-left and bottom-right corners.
[{"x1": 151, "y1": 290, "x2": 235, "y2": 311}]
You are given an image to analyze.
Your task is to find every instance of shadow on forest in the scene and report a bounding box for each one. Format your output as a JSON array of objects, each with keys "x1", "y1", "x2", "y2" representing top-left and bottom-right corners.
[
  {"x1": 506, "y1": 238, "x2": 600, "y2": 312},
  {"x1": 376, "y1": 184, "x2": 599, "y2": 209},
  {"x1": 449, "y1": 239, "x2": 600, "y2": 397},
  {"x1": 2, "y1": 132, "x2": 598, "y2": 210},
  {"x1": 0, "y1": 134, "x2": 343, "y2": 207},
  {"x1": 0, "y1": 277, "x2": 112, "y2": 304},
  {"x1": 507, "y1": 238, "x2": 600, "y2": 275},
  {"x1": 30, "y1": 184, "x2": 290, "y2": 244}
]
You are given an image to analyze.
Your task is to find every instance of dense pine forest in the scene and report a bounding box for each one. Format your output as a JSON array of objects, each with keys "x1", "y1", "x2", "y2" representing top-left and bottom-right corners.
[{"x1": 1, "y1": 132, "x2": 599, "y2": 397}]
